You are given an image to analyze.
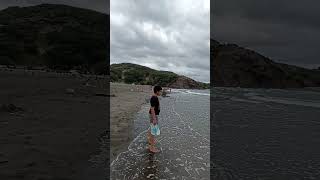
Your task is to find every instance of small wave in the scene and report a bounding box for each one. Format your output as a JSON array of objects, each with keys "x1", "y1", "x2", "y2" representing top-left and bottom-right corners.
[
  {"x1": 186, "y1": 90, "x2": 210, "y2": 96},
  {"x1": 175, "y1": 90, "x2": 210, "y2": 96},
  {"x1": 171, "y1": 89, "x2": 210, "y2": 96},
  {"x1": 249, "y1": 96, "x2": 320, "y2": 108},
  {"x1": 230, "y1": 97, "x2": 261, "y2": 104}
]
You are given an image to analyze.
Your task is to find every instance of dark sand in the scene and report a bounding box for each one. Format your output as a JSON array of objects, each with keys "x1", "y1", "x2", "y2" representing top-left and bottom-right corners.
[
  {"x1": 211, "y1": 88, "x2": 320, "y2": 180},
  {"x1": 0, "y1": 69, "x2": 112, "y2": 180},
  {"x1": 110, "y1": 83, "x2": 151, "y2": 163},
  {"x1": 0, "y1": 69, "x2": 154, "y2": 179}
]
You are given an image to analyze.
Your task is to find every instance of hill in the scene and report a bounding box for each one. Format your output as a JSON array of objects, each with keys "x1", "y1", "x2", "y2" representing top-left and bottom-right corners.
[
  {"x1": 0, "y1": 4, "x2": 109, "y2": 74},
  {"x1": 111, "y1": 63, "x2": 209, "y2": 89},
  {"x1": 211, "y1": 39, "x2": 320, "y2": 88}
]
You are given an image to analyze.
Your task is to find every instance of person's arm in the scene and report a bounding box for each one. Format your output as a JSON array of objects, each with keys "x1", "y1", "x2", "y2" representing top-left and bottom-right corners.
[{"x1": 150, "y1": 107, "x2": 157, "y2": 125}]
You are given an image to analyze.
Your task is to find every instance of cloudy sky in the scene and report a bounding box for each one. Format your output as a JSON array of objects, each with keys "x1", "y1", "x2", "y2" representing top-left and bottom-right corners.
[
  {"x1": 111, "y1": 0, "x2": 210, "y2": 83},
  {"x1": 212, "y1": 0, "x2": 320, "y2": 69},
  {"x1": 0, "y1": 0, "x2": 109, "y2": 13}
]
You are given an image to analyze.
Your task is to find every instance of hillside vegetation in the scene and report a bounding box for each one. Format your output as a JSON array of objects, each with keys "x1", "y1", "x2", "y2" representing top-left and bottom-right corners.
[
  {"x1": 0, "y1": 4, "x2": 109, "y2": 74},
  {"x1": 111, "y1": 63, "x2": 209, "y2": 89}
]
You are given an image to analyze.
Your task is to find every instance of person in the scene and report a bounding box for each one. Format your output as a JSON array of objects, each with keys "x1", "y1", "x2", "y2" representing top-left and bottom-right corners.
[{"x1": 147, "y1": 85, "x2": 162, "y2": 153}]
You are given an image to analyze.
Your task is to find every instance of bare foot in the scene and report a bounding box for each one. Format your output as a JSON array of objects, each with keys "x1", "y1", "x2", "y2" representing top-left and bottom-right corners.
[{"x1": 149, "y1": 147, "x2": 160, "y2": 153}]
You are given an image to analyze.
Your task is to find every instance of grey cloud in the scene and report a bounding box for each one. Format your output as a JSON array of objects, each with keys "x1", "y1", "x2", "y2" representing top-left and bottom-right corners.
[
  {"x1": 213, "y1": 0, "x2": 320, "y2": 29},
  {"x1": 111, "y1": 0, "x2": 210, "y2": 82},
  {"x1": 212, "y1": 0, "x2": 320, "y2": 68}
]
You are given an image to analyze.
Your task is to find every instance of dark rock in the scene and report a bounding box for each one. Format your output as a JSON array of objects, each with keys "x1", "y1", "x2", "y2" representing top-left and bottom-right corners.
[{"x1": 168, "y1": 76, "x2": 204, "y2": 89}]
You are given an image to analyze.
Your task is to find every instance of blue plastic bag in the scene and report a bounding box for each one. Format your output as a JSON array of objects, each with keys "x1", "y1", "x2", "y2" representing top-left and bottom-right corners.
[{"x1": 150, "y1": 124, "x2": 160, "y2": 136}]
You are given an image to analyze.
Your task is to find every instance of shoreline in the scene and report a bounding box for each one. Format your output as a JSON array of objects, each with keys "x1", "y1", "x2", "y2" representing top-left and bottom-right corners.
[
  {"x1": 110, "y1": 83, "x2": 151, "y2": 163},
  {"x1": 111, "y1": 89, "x2": 210, "y2": 179}
]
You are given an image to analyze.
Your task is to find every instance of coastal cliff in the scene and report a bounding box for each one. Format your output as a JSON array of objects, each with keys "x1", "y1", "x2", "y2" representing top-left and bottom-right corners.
[{"x1": 211, "y1": 39, "x2": 320, "y2": 88}]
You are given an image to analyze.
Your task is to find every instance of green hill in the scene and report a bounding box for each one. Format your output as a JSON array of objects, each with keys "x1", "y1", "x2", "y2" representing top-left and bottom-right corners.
[
  {"x1": 212, "y1": 39, "x2": 320, "y2": 88},
  {"x1": 0, "y1": 4, "x2": 109, "y2": 74},
  {"x1": 111, "y1": 63, "x2": 209, "y2": 89}
]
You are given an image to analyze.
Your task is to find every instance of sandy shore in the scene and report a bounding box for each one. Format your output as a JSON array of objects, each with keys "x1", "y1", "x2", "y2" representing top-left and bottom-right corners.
[
  {"x1": 110, "y1": 83, "x2": 151, "y2": 163},
  {"x1": 0, "y1": 69, "x2": 152, "y2": 179},
  {"x1": 111, "y1": 89, "x2": 210, "y2": 179},
  {"x1": 0, "y1": 69, "x2": 111, "y2": 179}
]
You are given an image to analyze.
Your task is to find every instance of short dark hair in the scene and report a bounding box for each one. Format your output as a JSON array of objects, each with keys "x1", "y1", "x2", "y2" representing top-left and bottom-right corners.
[{"x1": 153, "y1": 86, "x2": 162, "y2": 93}]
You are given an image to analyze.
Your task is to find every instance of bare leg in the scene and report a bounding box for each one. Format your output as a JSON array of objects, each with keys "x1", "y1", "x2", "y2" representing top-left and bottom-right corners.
[
  {"x1": 148, "y1": 134, "x2": 159, "y2": 153},
  {"x1": 148, "y1": 132, "x2": 153, "y2": 150},
  {"x1": 147, "y1": 129, "x2": 151, "y2": 144}
]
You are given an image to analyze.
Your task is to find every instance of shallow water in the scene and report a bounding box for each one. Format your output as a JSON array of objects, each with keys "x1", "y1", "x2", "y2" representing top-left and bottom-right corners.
[
  {"x1": 111, "y1": 90, "x2": 210, "y2": 179},
  {"x1": 211, "y1": 88, "x2": 320, "y2": 180}
]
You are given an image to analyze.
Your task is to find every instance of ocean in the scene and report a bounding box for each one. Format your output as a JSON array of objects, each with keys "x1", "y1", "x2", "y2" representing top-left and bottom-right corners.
[
  {"x1": 211, "y1": 87, "x2": 320, "y2": 179},
  {"x1": 111, "y1": 89, "x2": 210, "y2": 179},
  {"x1": 110, "y1": 87, "x2": 320, "y2": 179}
]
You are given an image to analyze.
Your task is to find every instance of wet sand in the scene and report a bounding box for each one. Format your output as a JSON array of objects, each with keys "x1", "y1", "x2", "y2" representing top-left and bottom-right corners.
[
  {"x1": 211, "y1": 88, "x2": 320, "y2": 180},
  {"x1": 111, "y1": 90, "x2": 210, "y2": 179},
  {"x1": 0, "y1": 69, "x2": 111, "y2": 179},
  {"x1": 110, "y1": 83, "x2": 151, "y2": 162},
  {"x1": 0, "y1": 69, "x2": 151, "y2": 179}
]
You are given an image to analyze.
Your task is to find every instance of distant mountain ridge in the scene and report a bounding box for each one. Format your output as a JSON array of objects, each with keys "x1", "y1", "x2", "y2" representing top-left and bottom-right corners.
[
  {"x1": 0, "y1": 4, "x2": 109, "y2": 74},
  {"x1": 111, "y1": 63, "x2": 209, "y2": 89},
  {"x1": 211, "y1": 39, "x2": 320, "y2": 88}
]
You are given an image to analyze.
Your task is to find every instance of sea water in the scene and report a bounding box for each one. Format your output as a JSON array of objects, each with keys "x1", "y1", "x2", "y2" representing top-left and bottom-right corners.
[
  {"x1": 211, "y1": 87, "x2": 320, "y2": 179},
  {"x1": 111, "y1": 89, "x2": 210, "y2": 179}
]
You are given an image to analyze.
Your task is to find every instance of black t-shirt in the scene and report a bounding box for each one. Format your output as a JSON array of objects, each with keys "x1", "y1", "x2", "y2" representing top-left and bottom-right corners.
[{"x1": 149, "y1": 96, "x2": 160, "y2": 115}]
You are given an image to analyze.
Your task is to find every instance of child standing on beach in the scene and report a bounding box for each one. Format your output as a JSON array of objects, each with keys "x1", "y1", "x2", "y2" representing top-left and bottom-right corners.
[{"x1": 147, "y1": 85, "x2": 162, "y2": 153}]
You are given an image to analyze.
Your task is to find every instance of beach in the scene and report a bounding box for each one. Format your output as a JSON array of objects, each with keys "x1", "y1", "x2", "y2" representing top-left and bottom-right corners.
[
  {"x1": 0, "y1": 69, "x2": 150, "y2": 179},
  {"x1": 211, "y1": 87, "x2": 320, "y2": 179},
  {"x1": 110, "y1": 83, "x2": 151, "y2": 162},
  {"x1": 111, "y1": 89, "x2": 210, "y2": 179},
  {"x1": 0, "y1": 69, "x2": 111, "y2": 179}
]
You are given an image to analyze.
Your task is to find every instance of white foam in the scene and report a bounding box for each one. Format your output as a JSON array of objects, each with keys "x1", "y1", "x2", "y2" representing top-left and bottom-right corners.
[
  {"x1": 249, "y1": 96, "x2": 320, "y2": 108},
  {"x1": 110, "y1": 129, "x2": 148, "y2": 168},
  {"x1": 230, "y1": 97, "x2": 261, "y2": 104},
  {"x1": 185, "y1": 90, "x2": 210, "y2": 96},
  {"x1": 171, "y1": 89, "x2": 210, "y2": 96}
]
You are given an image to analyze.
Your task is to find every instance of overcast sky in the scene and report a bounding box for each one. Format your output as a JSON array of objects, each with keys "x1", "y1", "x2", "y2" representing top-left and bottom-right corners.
[
  {"x1": 111, "y1": 0, "x2": 210, "y2": 83},
  {"x1": 0, "y1": 0, "x2": 109, "y2": 13},
  {"x1": 212, "y1": 0, "x2": 320, "y2": 69}
]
